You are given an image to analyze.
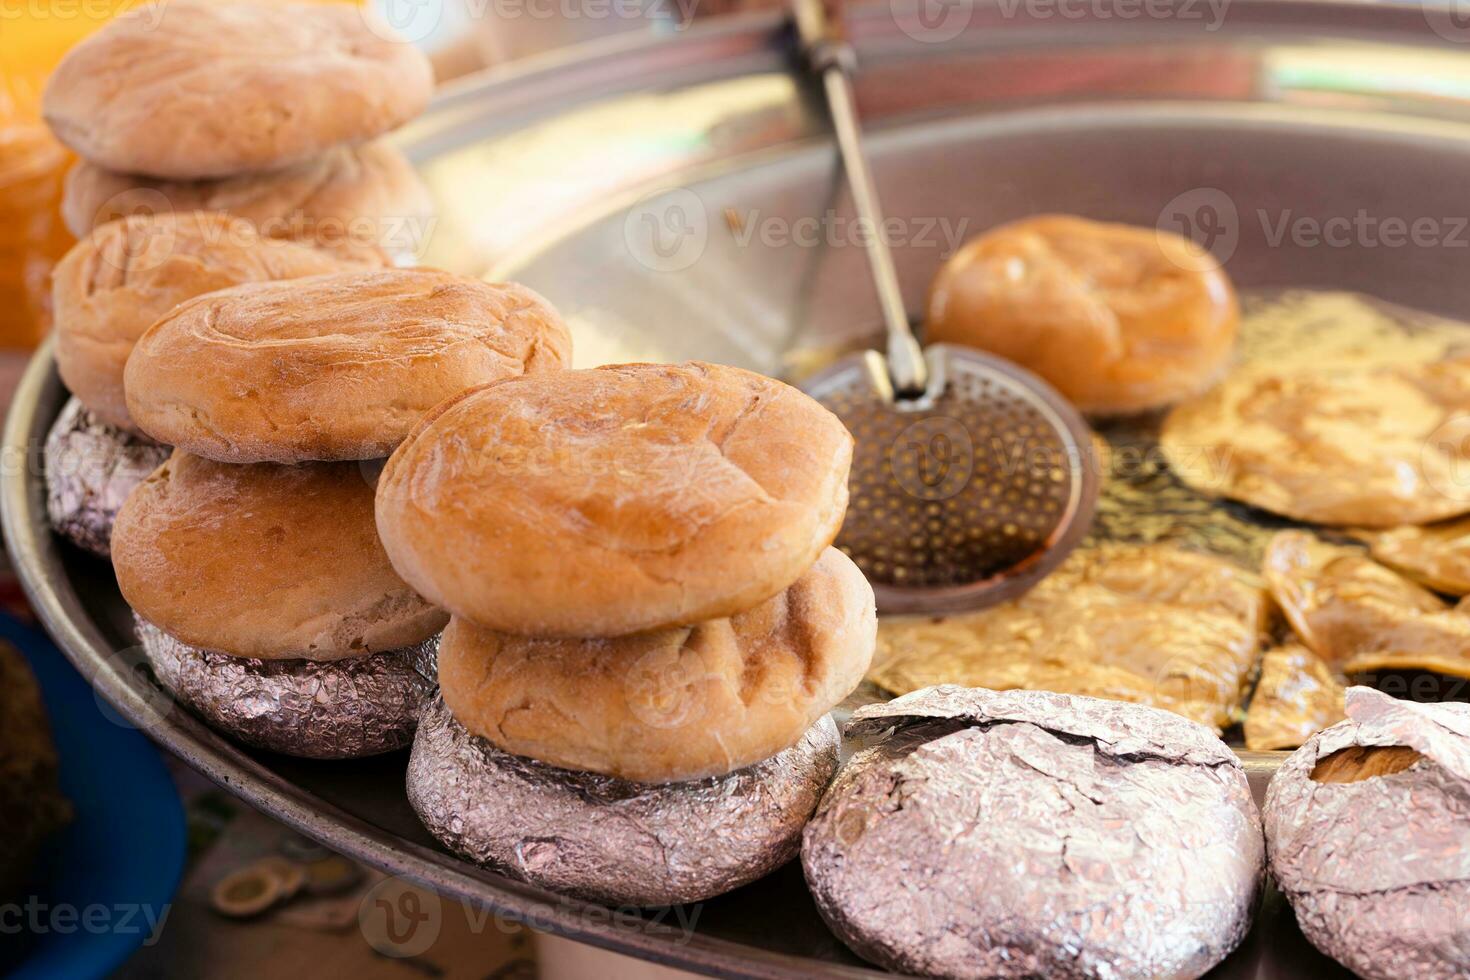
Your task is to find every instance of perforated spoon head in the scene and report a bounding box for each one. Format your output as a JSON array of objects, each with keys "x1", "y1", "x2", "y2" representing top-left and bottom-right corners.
[{"x1": 804, "y1": 343, "x2": 1100, "y2": 615}]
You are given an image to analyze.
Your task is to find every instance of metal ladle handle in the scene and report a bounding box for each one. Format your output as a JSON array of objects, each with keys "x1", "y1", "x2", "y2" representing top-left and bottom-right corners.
[{"x1": 795, "y1": 0, "x2": 929, "y2": 398}]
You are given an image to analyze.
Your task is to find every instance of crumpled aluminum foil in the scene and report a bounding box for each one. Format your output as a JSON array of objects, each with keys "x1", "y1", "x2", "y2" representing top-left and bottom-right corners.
[
  {"x1": 136, "y1": 616, "x2": 437, "y2": 759},
  {"x1": 44, "y1": 398, "x2": 170, "y2": 557},
  {"x1": 1264, "y1": 686, "x2": 1470, "y2": 980},
  {"x1": 802, "y1": 685, "x2": 1264, "y2": 979},
  {"x1": 407, "y1": 698, "x2": 839, "y2": 907}
]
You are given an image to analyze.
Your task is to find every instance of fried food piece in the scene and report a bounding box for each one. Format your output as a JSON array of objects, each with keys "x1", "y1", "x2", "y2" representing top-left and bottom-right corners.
[
  {"x1": 1243, "y1": 644, "x2": 1346, "y2": 752},
  {"x1": 871, "y1": 543, "x2": 1267, "y2": 730},
  {"x1": 1352, "y1": 518, "x2": 1470, "y2": 596},
  {"x1": 1263, "y1": 530, "x2": 1470, "y2": 678},
  {"x1": 925, "y1": 215, "x2": 1239, "y2": 415},
  {"x1": 1162, "y1": 357, "x2": 1470, "y2": 527}
]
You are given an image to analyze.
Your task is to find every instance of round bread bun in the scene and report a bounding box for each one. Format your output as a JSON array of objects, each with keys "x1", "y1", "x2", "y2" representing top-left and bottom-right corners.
[
  {"x1": 124, "y1": 269, "x2": 570, "y2": 463},
  {"x1": 439, "y1": 547, "x2": 875, "y2": 783},
  {"x1": 408, "y1": 698, "x2": 839, "y2": 907},
  {"x1": 62, "y1": 142, "x2": 433, "y2": 263},
  {"x1": 136, "y1": 615, "x2": 437, "y2": 760},
  {"x1": 44, "y1": 398, "x2": 171, "y2": 558},
  {"x1": 376, "y1": 361, "x2": 854, "y2": 637},
  {"x1": 42, "y1": 1, "x2": 433, "y2": 180},
  {"x1": 55, "y1": 211, "x2": 362, "y2": 433},
  {"x1": 926, "y1": 214, "x2": 1239, "y2": 415},
  {"x1": 112, "y1": 451, "x2": 447, "y2": 660}
]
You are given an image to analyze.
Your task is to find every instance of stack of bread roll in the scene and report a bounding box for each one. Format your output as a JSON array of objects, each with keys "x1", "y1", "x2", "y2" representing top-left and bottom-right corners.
[
  {"x1": 40, "y1": 0, "x2": 436, "y2": 556},
  {"x1": 43, "y1": 0, "x2": 435, "y2": 266},
  {"x1": 374, "y1": 361, "x2": 878, "y2": 905},
  {"x1": 105, "y1": 269, "x2": 570, "y2": 759}
]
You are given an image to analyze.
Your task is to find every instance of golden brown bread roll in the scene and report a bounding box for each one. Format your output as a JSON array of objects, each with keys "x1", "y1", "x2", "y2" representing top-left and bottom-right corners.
[
  {"x1": 112, "y1": 451, "x2": 447, "y2": 660},
  {"x1": 62, "y1": 142, "x2": 434, "y2": 263},
  {"x1": 376, "y1": 361, "x2": 854, "y2": 638},
  {"x1": 438, "y1": 548, "x2": 875, "y2": 782},
  {"x1": 124, "y1": 269, "x2": 571, "y2": 463},
  {"x1": 926, "y1": 215, "x2": 1239, "y2": 415},
  {"x1": 54, "y1": 211, "x2": 361, "y2": 432},
  {"x1": 42, "y1": 1, "x2": 433, "y2": 180}
]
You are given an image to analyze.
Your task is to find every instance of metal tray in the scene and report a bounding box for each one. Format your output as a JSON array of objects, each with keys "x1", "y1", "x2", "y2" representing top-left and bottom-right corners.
[{"x1": 12, "y1": 1, "x2": 1470, "y2": 974}]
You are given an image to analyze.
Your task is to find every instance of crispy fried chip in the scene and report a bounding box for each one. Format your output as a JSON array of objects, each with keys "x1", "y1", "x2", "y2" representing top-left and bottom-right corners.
[
  {"x1": 1353, "y1": 518, "x2": 1470, "y2": 596},
  {"x1": 870, "y1": 544, "x2": 1266, "y2": 730},
  {"x1": 1161, "y1": 356, "x2": 1470, "y2": 527},
  {"x1": 1243, "y1": 643, "x2": 1346, "y2": 752},
  {"x1": 1263, "y1": 530, "x2": 1470, "y2": 679}
]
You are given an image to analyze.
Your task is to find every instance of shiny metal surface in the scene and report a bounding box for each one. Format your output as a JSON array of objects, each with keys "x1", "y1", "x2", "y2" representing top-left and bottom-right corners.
[{"x1": 13, "y1": 1, "x2": 1470, "y2": 973}]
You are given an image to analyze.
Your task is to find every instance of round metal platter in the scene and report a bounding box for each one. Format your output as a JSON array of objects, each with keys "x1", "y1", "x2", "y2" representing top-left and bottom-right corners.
[{"x1": 10, "y1": 1, "x2": 1470, "y2": 975}]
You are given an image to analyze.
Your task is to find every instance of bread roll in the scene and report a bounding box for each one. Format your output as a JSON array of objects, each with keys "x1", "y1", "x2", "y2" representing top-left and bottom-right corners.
[
  {"x1": 125, "y1": 269, "x2": 570, "y2": 462},
  {"x1": 926, "y1": 215, "x2": 1238, "y2": 415},
  {"x1": 112, "y1": 451, "x2": 447, "y2": 660},
  {"x1": 376, "y1": 361, "x2": 853, "y2": 637},
  {"x1": 439, "y1": 548, "x2": 875, "y2": 782},
  {"x1": 62, "y1": 142, "x2": 433, "y2": 263},
  {"x1": 55, "y1": 211, "x2": 358, "y2": 432},
  {"x1": 43, "y1": 1, "x2": 433, "y2": 179}
]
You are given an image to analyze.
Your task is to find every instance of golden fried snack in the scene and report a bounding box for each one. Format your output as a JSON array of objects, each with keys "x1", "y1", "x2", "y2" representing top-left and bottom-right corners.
[
  {"x1": 43, "y1": 1, "x2": 433, "y2": 179},
  {"x1": 1162, "y1": 357, "x2": 1470, "y2": 527},
  {"x1": 124, "y1": 270, "x2": 570, "y2": 463},
  {"x1": 438, "y1": 548, "x2": 875, "y2": 783},
  {"x1": 54, "y1": 211, "x2": 358, "y2": 432},
  {"x1": 1263, "y1": 530, "x2": 1470, "y2": 678},
  {"x1": 1352, "y1": 518, "x2": 1470, "y2": 596},
  {"x1": 1243, "y1": 644, "x2": 1346, "y2": 752},
  {"x1": 870, "y1": 543, "x2": 1267, "y2": 730},
  {"x1": 925, "y1": 215, "x2": 1239, "y2": 415}
]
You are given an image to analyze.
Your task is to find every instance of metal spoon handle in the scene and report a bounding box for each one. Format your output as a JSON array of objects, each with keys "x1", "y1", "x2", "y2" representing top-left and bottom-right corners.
[{"x1": 795, "y1": 0, "x2": 928, "y2": 397}]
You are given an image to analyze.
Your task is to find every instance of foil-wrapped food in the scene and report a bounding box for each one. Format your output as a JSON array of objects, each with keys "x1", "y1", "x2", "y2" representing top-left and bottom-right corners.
[
  {"x1": 136, "y1": 616, "x2": 436, "y2": 759},
  {"x1": 407, "y1": 698, "x2": 838, "y2": 907},
  {"x1": 871, "y1": 544, "x2": 1266, "y2": 731},
  {"x1": 1264, "y1": 530, "x2": 1470, "y2": 679},
  {"x1": 802, "y1": 686, "x2": 1264, "y2": 979},
  {"x1": 1265, "y1": 687, "x2": 1470, "y2": 980},
  {"x1": 44, "y1": 397, "x2": 170, "y2": 557}
]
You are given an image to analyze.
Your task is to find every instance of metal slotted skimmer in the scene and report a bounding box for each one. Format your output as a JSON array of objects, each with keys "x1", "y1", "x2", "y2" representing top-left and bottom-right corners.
[{"x1": 794, "y1": 0, "x2": 1099, "y2": 615}]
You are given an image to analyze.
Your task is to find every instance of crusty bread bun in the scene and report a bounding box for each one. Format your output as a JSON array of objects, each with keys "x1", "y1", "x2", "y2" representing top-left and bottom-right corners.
[
  {"x1": 438, "y1": 547, "x2": 875, "y2": 782},
  {"x1": 54, "y1": 211, "x2": 360, "y2": 432},
  {"x1": 926, "y1": 215, "x2": 1239, "y2": 415},
  {"x1": 112, "y1": 451, "x2": 447, "y2": 660},
  {"x1": 376, "y1": 361, "x2": 854, "y2": 638},
  {"x1": 43, "y1": 1, "x2": 433, "y2": 180},
  {"x1": 62, "y1": 142, "x2": 433, "y2": 263},
  {"x1": 124, "y1": 270, "x2": 571, "y2": 463}
]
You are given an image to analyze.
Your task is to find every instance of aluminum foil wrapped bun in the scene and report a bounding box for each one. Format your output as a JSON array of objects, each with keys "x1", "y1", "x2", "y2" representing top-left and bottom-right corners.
[
  {"x1": 1265, "y1": 686, "x2": 1470, "y2": 980},
  {"x1": 44, "y1": 397, "x2": 169, "y2": 557},
  {"x1": 803, "y1": 685, "x2": 1264, "y2": 979},
  {"x1": 407, "y1": 697, "x2": 839, "y2": 907},
  {"x1": 136, "y1": 616, "x2": 436, "y2": 759}
]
